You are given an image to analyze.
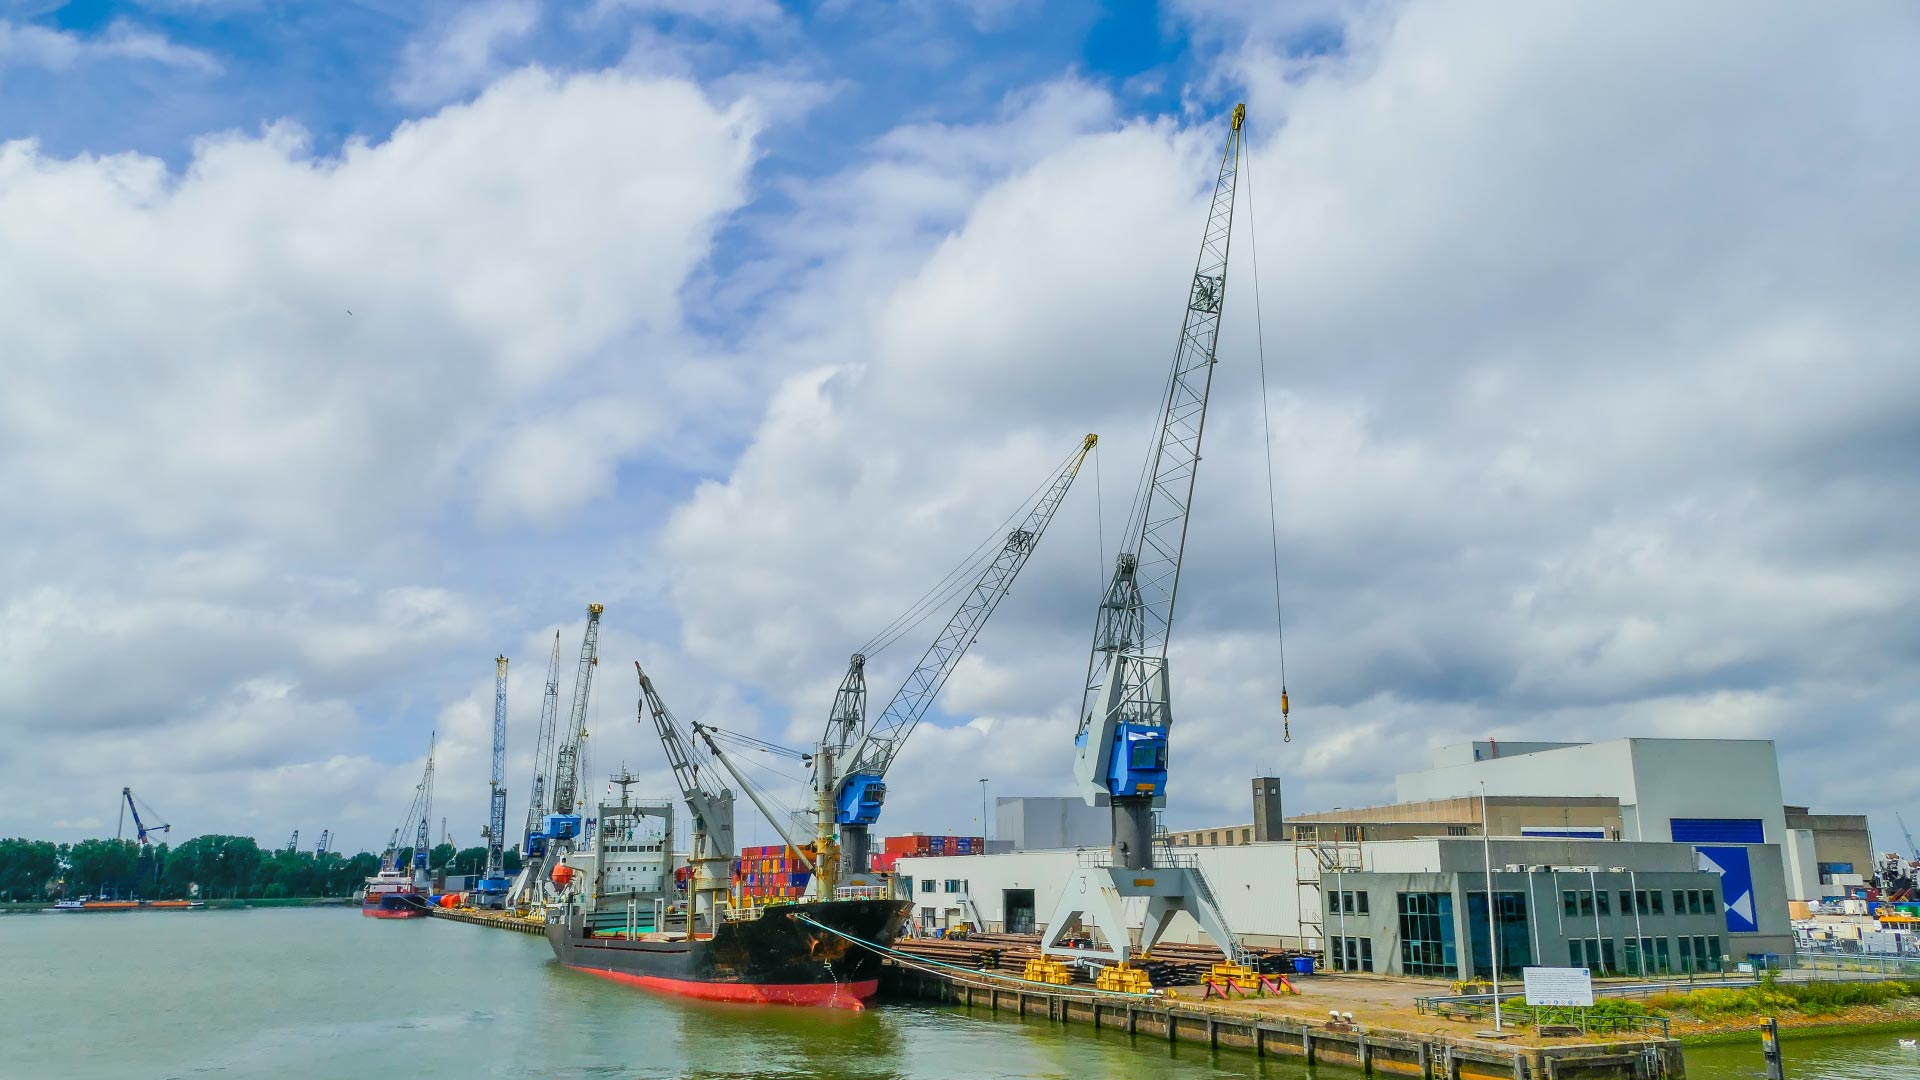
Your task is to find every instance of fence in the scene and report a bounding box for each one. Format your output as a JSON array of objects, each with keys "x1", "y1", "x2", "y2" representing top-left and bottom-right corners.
[{"x1": 1415, "y1": 996, "x2": 1672, "y2": 1038}]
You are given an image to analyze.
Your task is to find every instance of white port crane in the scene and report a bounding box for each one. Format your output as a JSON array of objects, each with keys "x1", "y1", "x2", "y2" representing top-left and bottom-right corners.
[
  {"x1": 1042, "y1": 104, "x2": 1265, "y2": 965},
  {"x1": 635, "y1": 663, "x2": 737, "y2": 936}
]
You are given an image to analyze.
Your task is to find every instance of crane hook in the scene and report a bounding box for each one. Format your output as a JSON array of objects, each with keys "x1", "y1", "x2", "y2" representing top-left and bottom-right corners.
[{"x1": 1281, "y1": 686, "x2": 1291, "y2": 743}]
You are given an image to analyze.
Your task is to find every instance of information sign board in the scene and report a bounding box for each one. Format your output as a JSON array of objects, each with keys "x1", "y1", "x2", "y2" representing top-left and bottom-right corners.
[{"x1": 1522, "y1": 966, "x2": 1594, "y2": 1007}]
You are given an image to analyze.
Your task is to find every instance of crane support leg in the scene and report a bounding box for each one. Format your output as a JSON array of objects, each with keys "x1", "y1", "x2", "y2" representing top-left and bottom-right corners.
[{"x1": 1041, "y1": 863, "x2": 1244, "y2": 965}]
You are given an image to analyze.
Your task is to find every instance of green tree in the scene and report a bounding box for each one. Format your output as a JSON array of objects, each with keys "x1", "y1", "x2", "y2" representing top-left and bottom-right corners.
[
  {"x1": 504, "y1": 847, "x2": 522, "y2": 874},
  {"x1": 452, "y1": 846, "x2": 488, "y2": 875},
  {"x1": 0, "y1": 839, "x2": 59, "y2": 901},
  {"x1": 66, "y1": 839, "x2": 138, "y2": 896},
  {"x1": 429, "y1": 843, "x2": 456, "y2": 871}
]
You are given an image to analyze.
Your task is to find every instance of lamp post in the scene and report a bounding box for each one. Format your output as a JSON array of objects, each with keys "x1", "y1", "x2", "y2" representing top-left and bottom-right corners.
[
  {"x1": 1483, "y1": 780, "x2": 1503, "y2": 1032},
  {"x1": 979, "y1": 779, "x2": 990, "y2": 843}
]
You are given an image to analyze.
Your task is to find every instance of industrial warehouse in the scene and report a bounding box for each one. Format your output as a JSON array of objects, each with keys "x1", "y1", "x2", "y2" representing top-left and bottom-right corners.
[{"x1": 894, "y1": 738, "x2": 1876, "y2": 978}]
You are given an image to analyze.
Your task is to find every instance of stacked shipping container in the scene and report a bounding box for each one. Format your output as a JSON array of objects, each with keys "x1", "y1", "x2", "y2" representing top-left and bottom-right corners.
[
  {"x1": 873, "y1": 833, "x2": 986, "y2": 873},
  {"x1": 733, "y1": 844, "x2": 814, "y2": 902}
]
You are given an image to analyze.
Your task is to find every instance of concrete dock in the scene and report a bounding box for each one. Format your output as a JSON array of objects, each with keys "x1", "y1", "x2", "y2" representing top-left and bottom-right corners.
[
  {"x1": 427, "y1": 906, "x2": 546, "y2": 935},
  {"x1": 882, "y1": 964, "x2": 1685, "y2": 1079}
]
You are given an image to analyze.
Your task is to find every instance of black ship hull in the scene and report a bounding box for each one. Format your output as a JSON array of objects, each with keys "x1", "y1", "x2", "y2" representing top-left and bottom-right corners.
[{"x1": 546, "y1": 897, "x2": 909, "y2": 1009}]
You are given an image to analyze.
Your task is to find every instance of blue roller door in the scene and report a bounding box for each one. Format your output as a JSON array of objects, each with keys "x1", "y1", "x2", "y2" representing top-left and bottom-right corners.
[{"x1": 1669, "y1": 818, "x2": 1764, "y2": 844}]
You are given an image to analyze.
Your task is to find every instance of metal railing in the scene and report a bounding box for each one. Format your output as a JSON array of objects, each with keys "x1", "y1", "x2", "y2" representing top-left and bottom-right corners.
[{"x1": 1415, "y1": 996, "x2": 1671, "y2": 1038}]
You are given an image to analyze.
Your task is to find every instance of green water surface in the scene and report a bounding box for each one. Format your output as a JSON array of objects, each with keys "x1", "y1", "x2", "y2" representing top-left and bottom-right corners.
[{"x1": 0, "y1": 907, "x2": 1912, "y2": 1079}]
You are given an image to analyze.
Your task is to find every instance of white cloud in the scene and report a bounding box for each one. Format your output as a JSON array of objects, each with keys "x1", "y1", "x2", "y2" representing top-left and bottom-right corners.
[
  {"x1": 0, "y1": 17, "x2": 219, "y2": 72},
  {"x1": 591, "y1": 0, "x2": 786, "y2": 28},
  {"x1": 7, "y1": 1, "x2": 1918, "y2": 859},
  {"x1": 656, "y1": 3, "x2": 1920, "y2": 839},
  {"x1": 393, "y1": 0, "x2": 542, "y2": 107},
  {"x1": 0, "y1": 67, "x2": 756, "y2": 541},
  {"x1": 0, "y1": 68, "x2": 758, "y2": 847}
]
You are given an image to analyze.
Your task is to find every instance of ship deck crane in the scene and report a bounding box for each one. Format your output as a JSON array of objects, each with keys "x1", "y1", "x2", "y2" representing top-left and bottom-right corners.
[
  {"x1": 1043, "y1": 104, "x2": 1257, "y2": 965},
  {"x1": 636, "y1": 663, "x2": 736, "y2": 936},
  {"x1": 811, "y1": 434, "x2": 1097, "y2": 894},
  {"x1": 476, "y1": 655, "x2": 511, "y2": 907},
  {"x1": 509, "y1": 631, "x2": 564, "y2": 910}
]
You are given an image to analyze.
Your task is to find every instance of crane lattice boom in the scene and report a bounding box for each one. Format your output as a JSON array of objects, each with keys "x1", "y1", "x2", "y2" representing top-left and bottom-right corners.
[
  {"x1": 810, "y1": 434, "x2": 1095, "y2": 891},
  {"x1": 1072, "y1": 104, "x2": 1244, "y2": 839},
  {"x1": 549, "y1": 604, "x2": 603, "y2": 820},
  {"x1": 118, "y1": 787, "x2": 171, "y2": 847},
  {"x1": 636, "y1": 663, "x2": 737, "y2": 930},
  {"x1": 484, "y1": 655, "x2": 509, "y2": 883},
  {"x1": 522, "y1": 632, "x2": 563, "y2": 855}
]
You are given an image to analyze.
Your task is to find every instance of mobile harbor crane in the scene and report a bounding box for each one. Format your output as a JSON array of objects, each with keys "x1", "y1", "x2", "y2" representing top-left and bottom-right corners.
[
  {"x1": 118, "y1": 787, "x2": 171, "y2": 847},
  {"x1": 807, "y1": 435, "x2": 1097, "y2": 895},
  {"x1": 511, "y1": 606, "x2": 601, "y2": 911},
  {"x1": 383, "y1": 736, "x2": 437, "y2": 888},
  {"x1": 118, "y1": 787, "x2": 172, "y2": 896},
  {"x1": 475, "y1": 655, "x2": 511, "y2": 908},
  {"x1": 636, "y1": 663, "x2": 737, "y2": 935},
  {"x1": 509, "y1": 631, "x2": 563, "y2": 910},
  {"x1": 1042, "y1": 104, "x2": 1264, "y2": 965}
]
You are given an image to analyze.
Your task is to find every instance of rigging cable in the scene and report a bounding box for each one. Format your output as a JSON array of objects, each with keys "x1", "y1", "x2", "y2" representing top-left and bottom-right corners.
[
  {"x1": 856, "y1": 441, "x2": 1083, "y2": 659},
  {"x1": 1241, "y1": 123, "x2": 1293, "y2": 743},
  {"x1": 1091, "y1": 440, "x2": 1106, "y2": 591}
]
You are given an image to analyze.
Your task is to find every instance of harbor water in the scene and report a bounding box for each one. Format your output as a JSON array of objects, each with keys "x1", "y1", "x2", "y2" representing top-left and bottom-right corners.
[{"x1": 2, "y1": 906, "x2": 1914, "y2": 1079}]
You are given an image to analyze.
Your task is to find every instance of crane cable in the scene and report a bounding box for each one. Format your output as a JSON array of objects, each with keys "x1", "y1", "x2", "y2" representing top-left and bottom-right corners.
[
  {"x1": 1241, "y1": 125, "x2": 1292, "y2": 743},
  {"x1": 1091, "y1": 440, "x2": 1106, "y2": 590},
  {"x1": 856, "y1": 441, "x2": 1084, "y2": 660}
]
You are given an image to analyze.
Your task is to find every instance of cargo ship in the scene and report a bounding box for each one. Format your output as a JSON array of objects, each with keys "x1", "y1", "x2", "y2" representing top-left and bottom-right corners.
[
  {"x1": 544, "y1": 795, "x2": 910, "y2": 1007},
  {"x1": 545, "y1": 892, "x2": 908, "y2": 1008},
  {"x1": 361, "y1": 867, "x2": 431, "y2": 919}
]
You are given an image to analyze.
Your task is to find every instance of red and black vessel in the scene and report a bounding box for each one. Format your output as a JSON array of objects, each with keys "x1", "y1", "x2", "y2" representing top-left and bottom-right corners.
[
  {"x1": 361, "y1": 867, "x2": 432, "y2": 919},
  {"x1": 546, "y1": 896, "x2": 908, "y2": 1008}
]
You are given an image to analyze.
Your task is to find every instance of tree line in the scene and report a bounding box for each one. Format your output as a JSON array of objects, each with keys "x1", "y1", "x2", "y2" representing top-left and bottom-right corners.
[{"x1": 0, "y1": 835, "x2": 521, "y2": 901}]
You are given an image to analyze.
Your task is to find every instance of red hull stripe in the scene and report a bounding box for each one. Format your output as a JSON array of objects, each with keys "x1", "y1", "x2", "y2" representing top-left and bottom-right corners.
[
  {"x1": 567, "y1": 965, "x2": 879, "y2": 1010},
  {"x1": 361, "y1": 907, "x2": 427, "y2": 919}
]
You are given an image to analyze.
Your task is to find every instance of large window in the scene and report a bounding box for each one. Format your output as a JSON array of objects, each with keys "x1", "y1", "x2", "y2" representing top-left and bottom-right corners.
[
  {"x1": 1466, "y1": 891, "x2": 1533, "y2": 978},
  {"x1": 1398, "y1": 892, "x2": 1456, "y2": 977},
  {"x1": 1569, "y1": 937, "x2": 1618, "y2": 974},
  {"x1": 1331, "y1": 936, "x2": 1375, "y2": 973},
  {"x1": 1678, "y1": 935, "x2": 1725, "y2": 972}
]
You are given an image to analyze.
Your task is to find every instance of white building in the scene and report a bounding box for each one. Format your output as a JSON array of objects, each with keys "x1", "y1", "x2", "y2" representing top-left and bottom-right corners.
[
  {"x1": 1395, "y1": 738, "x2": 1826, "y2": 915},
  {"x1": 896, "y1": 834, "x2": 1793, "y2": 977}
]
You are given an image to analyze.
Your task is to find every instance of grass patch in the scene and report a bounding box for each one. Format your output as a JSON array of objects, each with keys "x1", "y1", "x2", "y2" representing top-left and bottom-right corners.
[{"x1": 1645, "y1": 976, "x2": 1920, "y2": 1021}]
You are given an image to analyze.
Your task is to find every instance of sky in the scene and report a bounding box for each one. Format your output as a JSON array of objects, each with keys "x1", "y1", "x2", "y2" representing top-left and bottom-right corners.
[{"x1": 2, "y1": 0, "x2": 1916, "y2": 860}]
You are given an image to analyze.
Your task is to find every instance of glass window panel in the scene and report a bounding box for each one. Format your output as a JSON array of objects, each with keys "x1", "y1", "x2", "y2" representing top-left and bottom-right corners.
[{"x1": 1397, "y1": 892, "x2": 1457, "y2": 977}]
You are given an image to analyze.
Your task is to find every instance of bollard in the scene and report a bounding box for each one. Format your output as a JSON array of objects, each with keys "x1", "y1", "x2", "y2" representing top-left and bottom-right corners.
[{"x1": 1760, "y1": 1017, "x2": 1786, "y2": 1080}]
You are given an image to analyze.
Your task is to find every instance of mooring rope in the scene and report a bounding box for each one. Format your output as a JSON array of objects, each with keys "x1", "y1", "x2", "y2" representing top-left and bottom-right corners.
[{"x1": 791, "y1": 914, "x2": 1157, "y2": 1002}]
